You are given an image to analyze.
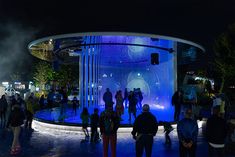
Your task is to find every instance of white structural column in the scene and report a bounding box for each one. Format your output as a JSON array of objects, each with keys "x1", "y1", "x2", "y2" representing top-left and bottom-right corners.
[
  {"x1": 88, "y1": 37, "x2": 93, "y2": 107},
  {"x1": 79, "y1": 46, "x2": 84, "y2": 108},
  {"x1": 84, "y1": 37, "x2": 89, "y2": 108}
]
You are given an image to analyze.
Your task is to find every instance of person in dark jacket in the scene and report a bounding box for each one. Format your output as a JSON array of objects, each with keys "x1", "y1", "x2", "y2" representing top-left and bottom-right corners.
[
  {"x1": 177, "y1": 108, "x2": 198, "y2": 157},
  {"x1": 172, "y1": 90, "x2": 183, "y2": 121},
  {"x1": 7, "y1": 103, "x2": 25, "y2": 155},
  {"x1": 128, "y1": 91, "x2": 137, "y2": 121},
  {"x1": 99, "y1": 106, "x2": 120, "y2": 157},
  {"x1": 0, "y1": 94, "x2": 8, "y2": 128},
  {"x1": 206, "y1": 105, "x2": 227, "y2": 157},
  {"x1": 131, "y1": 104, "x2": 158, "y2": 157},
  {"x1": 103, "y1": 88, "x2": 113, "y2": 110}
]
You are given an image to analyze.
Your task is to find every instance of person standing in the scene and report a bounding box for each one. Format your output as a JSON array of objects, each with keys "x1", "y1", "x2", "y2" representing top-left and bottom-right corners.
[
  {"x1": 72, "y1": 96, "x2": 78, "y2": 115},
  {"x1": 128, "y1": 91, "x2": 137, "y2": 121},
  {"x1": 0, "y1": 94, "x2": 8, "y2": 128},
  {"x1": 131, "y1": 104, "x2": 158, "y2": 157},
  {"x1": 39, "y1": 94, "x2": 45, "y2": 110},
  {"x1": 47, "y1": 89, "x2": 55, "y2": 109},
  {"x1": 124, "y1": 88, "x2": 129, "y2": 109},
  {"x1": 59, "y1": 87, "x2": 68, "y2": 121},
  {"x1": 25, "y1": 95, "x2": 35, "y2": 129},
  {"x1": 7, "y1": 103, "x2": 25, "y2": 155},
  {"x1": 90, "y1": 108, "x2": 100, "y2": 143},
  {"x1": 80, "y1": 107, "x2": 90, "y2": 140},
  {"x1": 206, "y1": 106, "x2": 227, "y2": 157},
  {"x1": 115, "y1": 90, "x2": 124, "y2": 121},
  {"x1": 177, "y1": 108, "x2": 198, "y2": 157},
  {"x1": 99, "y1": 106, "x2": 120, "y2": 157},
  {"x1": 172, "y1": 90, "x2": 183, "y2": 121},
  {"x1": 103, "y1": 88, "x2": 113, "y2": 110}
]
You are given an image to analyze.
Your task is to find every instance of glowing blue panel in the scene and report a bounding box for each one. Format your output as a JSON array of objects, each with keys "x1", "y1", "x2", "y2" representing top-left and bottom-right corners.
[{"x1": 98, "y1": 36, "x2": 174, "y2": 121}]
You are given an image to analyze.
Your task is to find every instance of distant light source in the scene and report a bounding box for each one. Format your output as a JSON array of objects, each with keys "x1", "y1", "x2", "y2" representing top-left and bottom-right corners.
[
  {"x1": 2, "y1": 82, "x2": 9, "y2": 86},
  {"x1": 36, "y1": 87, "x2": 40, "y2": 91}
]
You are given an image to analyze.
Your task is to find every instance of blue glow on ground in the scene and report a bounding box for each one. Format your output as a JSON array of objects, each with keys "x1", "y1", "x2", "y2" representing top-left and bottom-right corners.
[{"x1": 34, "y1": 106, "x2": 174, "y2": 125}]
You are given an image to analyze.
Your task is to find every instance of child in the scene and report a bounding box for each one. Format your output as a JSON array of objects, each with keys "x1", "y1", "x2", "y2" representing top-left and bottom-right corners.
[
  {"x1": 90, "y1": 108, "x2": 100, "y2": 142},
  {"x1": 161, "y1": 121, "x2": 174, "y2": 147},
  {"x1": 80, "y1": 107, "x2": 90, "y2": 140}
]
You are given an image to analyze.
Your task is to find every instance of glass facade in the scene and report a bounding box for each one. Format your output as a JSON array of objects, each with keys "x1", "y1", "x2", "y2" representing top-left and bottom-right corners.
[{"x1": 28, "y1": 33, "x2": 205, "y2": 121}]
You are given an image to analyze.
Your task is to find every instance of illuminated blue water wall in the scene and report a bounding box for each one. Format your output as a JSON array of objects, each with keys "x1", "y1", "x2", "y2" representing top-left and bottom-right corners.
[{"x1": 98, "y1": 36, "x2": 175, "y2": 121}]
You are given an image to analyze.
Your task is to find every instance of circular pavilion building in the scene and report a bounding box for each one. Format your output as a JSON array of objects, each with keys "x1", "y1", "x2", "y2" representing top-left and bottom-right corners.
[{"x1": 28, "y1": 32, "x2": 205, "y2": 124}]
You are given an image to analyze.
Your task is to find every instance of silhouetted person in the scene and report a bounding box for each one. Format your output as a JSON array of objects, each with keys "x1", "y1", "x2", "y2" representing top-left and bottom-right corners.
[
  {"x1": 103, "y1": 88, "x2": 113, "y2": 110},
  {"x1": 115, "y1": 90, "x2": 124, "y2": 121},
  {"x1": 59, "y1": 87, "x2": 68, "y2": 121},
  {"x1": 39, "y1": 95, "x2": 45, "y2": 110},
  {"x1": 131, "y1": 104, "x2": 158, "y2": 157},
  {"x1": 99, "y1": 106, "x2": 120, "y2": 157},
  {"x1": 0, "y1": 94, "x2": 8, "y2": 128},
  {"x1": 72, "y1": 96, "x2": 78, "y2": 115},
  {"x1": 177, "y1": 108, "x2": 198, "y2": 157},
  {"x1": 124, "y1": 88, "x2": 129, "y2": 109},
  {"x1": 7, "y1": 103, "x2": 25, "y2": 155},
  {"x1": 172, "y1": 90, "x2": 183, "y2": 121},
  {"x1": 162, "y1": 121, "x2": 174, "y2": 147},
  {"x1": 206, "y1": 106, "x2": 227, "y2": 157},
  {"x1": 25, "y1": 95, "x2": 35, "y2": 129},
  {"x1": 128, "y1": 91, "x2": 137, "y2": 121},
  {"x1": 80, "y1": 107, "x2": 90, "y2": 140},
  {"x1": 47, "y1": 89, "x2": 55, "y2": 109},
  {"x1": 90, "y1": 108, "x2": 100, "y2": 143}
]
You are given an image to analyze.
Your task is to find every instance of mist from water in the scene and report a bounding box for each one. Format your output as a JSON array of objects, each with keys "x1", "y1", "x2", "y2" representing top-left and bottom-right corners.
[{"x1": 0, "y1": 22, "x2": 38, "y2": 81}]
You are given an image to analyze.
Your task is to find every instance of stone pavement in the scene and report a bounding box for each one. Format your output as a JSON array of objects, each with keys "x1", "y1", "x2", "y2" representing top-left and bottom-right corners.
[
  {"x1": 0, "y1": 123, "x2": 234, "y2": 157},
  {"x1": 0, "y1": 126, "x2": 204, "y2": 157}
]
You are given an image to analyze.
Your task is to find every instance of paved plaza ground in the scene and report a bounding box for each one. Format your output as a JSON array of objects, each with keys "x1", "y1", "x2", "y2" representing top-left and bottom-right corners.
[{"x1": 0, "y1": 123, "x2": 229, "y2": 157}]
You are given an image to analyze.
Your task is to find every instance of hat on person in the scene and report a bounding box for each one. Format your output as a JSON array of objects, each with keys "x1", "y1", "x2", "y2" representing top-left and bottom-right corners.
[{"x1": 142, "y1": 104, "x2": 150, "y2": 112}]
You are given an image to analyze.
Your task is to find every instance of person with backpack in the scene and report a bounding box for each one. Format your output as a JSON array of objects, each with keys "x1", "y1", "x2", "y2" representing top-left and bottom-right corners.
[{"x1": 99, "y1": 106, "x2": 120, "y2": 157}]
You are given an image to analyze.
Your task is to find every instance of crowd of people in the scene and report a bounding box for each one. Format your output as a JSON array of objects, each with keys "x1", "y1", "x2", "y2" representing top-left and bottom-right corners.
[
  {"x1": 0, "y1": 86, "x2": 234, "y2": 157},
  {"x1": 172, "y1": 89, "x2": 235, "y2": 157}
]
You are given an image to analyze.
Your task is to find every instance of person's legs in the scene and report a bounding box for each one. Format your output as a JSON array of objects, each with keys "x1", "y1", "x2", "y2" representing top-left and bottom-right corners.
[
  {"x1": 28, "y1": 115, "x2": 33, "y2": 129},
  {"x1": 12, "y1": 127, "x2": 21, "y2": 148},
  {"x1": 110, "y1": 134, "x2": 117, "y2": 157},
  {"x1": 165, "y1": 132, "x2": 171, "y2": 146},
  {"x1": 144, "y1": 135, "x2": 153, "y2": 157},
  {"x1": 208, "y1": 144, "x2": 214, "y2": 157},
  {"x1": 188, "y1": 143, "x2": 196, "y2": 157},
  {"x1": 215, "y1": 147, "x2": 225, "y2": 157},
  {"x1": 102, "y1": 135, "x2": 109, "y2": 157},
  {"x1": 179, "y1": 142, "x2": 187, "y2": 157},
  {"x1": 136, "y1": 136, "x2": 144, "y2": 157},
  {"x1": 91, "y1": 127, "x2": 95, "y2": 142}
]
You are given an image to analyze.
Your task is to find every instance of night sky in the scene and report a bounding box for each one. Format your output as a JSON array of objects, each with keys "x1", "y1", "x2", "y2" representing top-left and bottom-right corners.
[{"x1": 0, "y1": 0, "x2": 235, "y2": 80}]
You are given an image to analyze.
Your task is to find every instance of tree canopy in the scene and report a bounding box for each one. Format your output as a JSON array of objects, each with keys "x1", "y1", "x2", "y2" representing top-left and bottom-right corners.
[{"x1": 213, "y1": 23, "x2": 235, "y2": 93}]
